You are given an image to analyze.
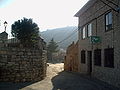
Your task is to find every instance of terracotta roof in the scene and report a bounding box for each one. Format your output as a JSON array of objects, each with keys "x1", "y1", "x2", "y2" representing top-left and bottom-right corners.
[{"x1": 74, "y1": 0, "x2": 97, "y2": 17}]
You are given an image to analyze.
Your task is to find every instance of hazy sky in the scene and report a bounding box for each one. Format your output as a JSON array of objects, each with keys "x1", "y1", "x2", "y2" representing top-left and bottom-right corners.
[{"x1": 0, "y1": 0, "x2": 89, "y2": 36}]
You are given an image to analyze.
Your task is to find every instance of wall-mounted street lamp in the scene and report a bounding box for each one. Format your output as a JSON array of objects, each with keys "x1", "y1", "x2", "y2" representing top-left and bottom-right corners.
[{"x1": 4, "y1": 21, "x2": 8, "y2": 32}]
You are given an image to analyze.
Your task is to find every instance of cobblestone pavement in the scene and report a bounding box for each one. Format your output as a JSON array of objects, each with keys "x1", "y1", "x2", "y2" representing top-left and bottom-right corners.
[{"x1": 0, "y1": 63, "x2": 120, "y2": 90}]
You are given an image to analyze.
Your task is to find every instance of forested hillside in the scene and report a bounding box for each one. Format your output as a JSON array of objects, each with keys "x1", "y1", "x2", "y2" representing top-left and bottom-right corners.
[{"x1": 41, "y1": 26, "x2": 78, "y2": 49}]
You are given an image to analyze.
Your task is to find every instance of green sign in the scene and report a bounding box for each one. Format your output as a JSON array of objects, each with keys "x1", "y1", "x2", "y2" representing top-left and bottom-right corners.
[{"x1": 91, "y1": 36, "x2": 101, "y2": 44}]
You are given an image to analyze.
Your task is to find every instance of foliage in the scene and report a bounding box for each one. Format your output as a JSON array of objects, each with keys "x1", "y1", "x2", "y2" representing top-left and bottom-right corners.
[
  {"x1": 47, "y1": 38, "x2": 59, "y2": 62},
  {"x1": 11, "y1": 17, "x2": 40, "y2": 47},
  {"x1": 47, "y1": 38, "x2": 58, "y2": 53}
]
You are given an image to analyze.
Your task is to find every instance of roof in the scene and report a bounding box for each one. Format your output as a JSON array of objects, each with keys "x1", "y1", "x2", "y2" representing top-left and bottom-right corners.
[
  {"x1": 74, "y1": 0, "x2": 97, "y2": 17},
  {"x1": 0, "y1": 31, "x2": 8, "y2": 35}
]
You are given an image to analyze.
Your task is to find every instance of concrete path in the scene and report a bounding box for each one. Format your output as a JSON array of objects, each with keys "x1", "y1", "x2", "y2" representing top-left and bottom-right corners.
[{"x1": 0, "y1": 63, "x2": 119, "y2": 90}]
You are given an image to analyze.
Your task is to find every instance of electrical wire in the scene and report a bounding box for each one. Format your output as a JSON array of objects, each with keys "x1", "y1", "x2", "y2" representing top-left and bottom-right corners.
[
  {"x1": 105, "y1": 0, "x2": 118, "y2": 7},
  {"x1": 79, "y1": 0, "x2": 119, "y2": 28},
  {"x1": 56, "y1": 28, "x2": 78, "y2": 44},
  {"x1": 57, "y1": 0, "x2": 119, "y2": 44},
  {"x1": 100, "y1": 0, "x2": 119, "y2": 12}
]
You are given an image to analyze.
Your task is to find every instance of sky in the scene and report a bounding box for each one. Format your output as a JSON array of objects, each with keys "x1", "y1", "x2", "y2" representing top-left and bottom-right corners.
[{"x1": 0, "y1": 0, "x2": 89, "y2": 37}]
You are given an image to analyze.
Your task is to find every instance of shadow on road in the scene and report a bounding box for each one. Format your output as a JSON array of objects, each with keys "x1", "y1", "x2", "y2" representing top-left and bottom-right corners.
[
  {"x1": 0, "y1": 81, "x2": 37, "y2": 90},
  {"x1": 51, "y1": 71, "x2": 120, "y2": 90}
]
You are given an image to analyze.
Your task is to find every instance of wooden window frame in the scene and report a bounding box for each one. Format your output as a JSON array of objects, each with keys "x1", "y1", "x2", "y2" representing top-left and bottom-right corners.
[
  {"x1": 87, "y1": 23, "x2": 92, "y2": 37},
  {"x1": 104, "y1": 48, "x2": 114, "y2": 68},
  {"x1": 81, "y1": 50, "x2": 86, "y2": 63},
  {"x1": 81, "y1": 27, "x2": 86, "y2": 39},
  {"x1": 94, "y1": 49, "x2": 101, "y2": 66},
  {"x1": 105, "y1": 11, "x2": 113, "y2": 31}
]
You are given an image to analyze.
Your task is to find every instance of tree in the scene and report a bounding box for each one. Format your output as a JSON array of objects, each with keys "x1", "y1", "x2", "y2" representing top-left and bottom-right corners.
[
  {"x1": 47, "y1": 38, "x2": 59, "y2": 62},
  {"x1": 11, "y1": 17, "x2": 40, "y2": 47}
]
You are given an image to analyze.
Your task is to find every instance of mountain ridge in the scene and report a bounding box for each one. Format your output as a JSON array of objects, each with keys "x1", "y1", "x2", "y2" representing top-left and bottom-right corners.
[{"x1": 41, "y1": 26, "x2": 78, "y2": 49}]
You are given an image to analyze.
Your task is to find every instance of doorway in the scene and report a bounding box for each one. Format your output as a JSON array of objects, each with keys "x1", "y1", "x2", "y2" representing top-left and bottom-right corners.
[{"x1": 87, "y1": 51, "x2": 92, "y2": 75}]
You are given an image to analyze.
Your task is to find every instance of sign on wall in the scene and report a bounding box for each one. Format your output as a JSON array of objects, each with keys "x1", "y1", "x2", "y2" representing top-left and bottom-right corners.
[{"x1": 91, "y1": 36, "x2": 101, "y2": 44}]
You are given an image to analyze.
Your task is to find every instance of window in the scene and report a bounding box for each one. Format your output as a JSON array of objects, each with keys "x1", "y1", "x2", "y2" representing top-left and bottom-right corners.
[
  {"x1": 81, "y1": 27, "x2": 86, "y2": 39},
  {"x1": 105, "y1": 12, "x2": 112, "y2": 31},
  {"x1": 94, "y1": 49, "x2": 101, "y2": 66},
  {"x1": 81, "y1": 50, "x2": 86, "y2": 63},
  {"x1": 87, "y1": 23, "x2": 92, "y2": 37},
  {"x1": 104, "y1": 48, "x2": 114, "y2": 68}
]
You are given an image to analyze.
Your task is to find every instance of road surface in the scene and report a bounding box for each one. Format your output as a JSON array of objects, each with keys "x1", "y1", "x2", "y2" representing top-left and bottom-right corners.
[{"x1": 0, "y1": 63, "x2": 119, "y2": 90}]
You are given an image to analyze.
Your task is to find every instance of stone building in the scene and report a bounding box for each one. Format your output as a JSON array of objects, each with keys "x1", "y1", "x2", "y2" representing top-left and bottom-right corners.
[
  {"x1": 0, "y1": 31, "x2": 8, "y2": 48},
  {"x1": 75, "y1": 0, "x2": 120, "y2": 88},
  {"x1": 0, "y1": 32, "x2": 47, "y2": 82},
  {"x1": 64, "y1": 41, "x2": 79, "y2": 72}
]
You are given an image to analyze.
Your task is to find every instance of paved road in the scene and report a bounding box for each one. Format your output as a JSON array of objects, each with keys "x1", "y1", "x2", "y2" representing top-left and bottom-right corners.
[{"x1": 0, "y1": 63, "x2": 119, "y2": 90}]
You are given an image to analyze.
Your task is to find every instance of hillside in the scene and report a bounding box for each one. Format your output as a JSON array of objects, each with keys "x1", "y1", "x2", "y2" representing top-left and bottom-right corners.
[{"x1": 41, "y1": 26, "x2": 78, "y2": 49}]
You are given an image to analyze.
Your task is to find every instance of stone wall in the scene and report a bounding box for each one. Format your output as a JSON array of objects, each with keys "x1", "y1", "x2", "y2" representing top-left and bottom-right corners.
[
  {"x1": 64, "y1": 41, "x2": 79, "y2": 72},
  {"x1": 0, "y1": 47, "x2": 47, "y2": 82},
  {"x1": 75, "y1": 0, "x2": 120, "y2": 88}
]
